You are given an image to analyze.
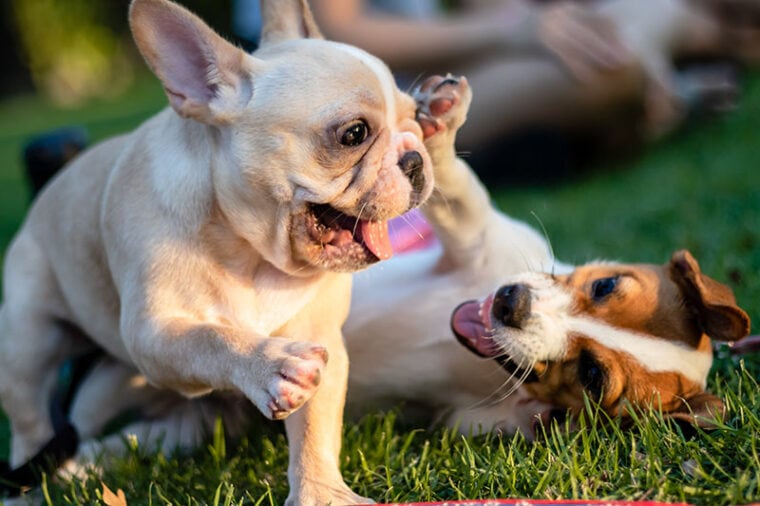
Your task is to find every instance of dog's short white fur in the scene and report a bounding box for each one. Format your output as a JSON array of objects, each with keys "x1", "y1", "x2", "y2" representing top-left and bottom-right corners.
[{"x1": 0, "y1": 0, "x2": 435, "y2": 503}]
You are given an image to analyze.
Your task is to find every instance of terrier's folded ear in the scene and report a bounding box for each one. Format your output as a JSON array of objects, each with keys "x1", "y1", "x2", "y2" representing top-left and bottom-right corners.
[{"x1": 669, "y1": 249, "x2": 750, "y2": 342}]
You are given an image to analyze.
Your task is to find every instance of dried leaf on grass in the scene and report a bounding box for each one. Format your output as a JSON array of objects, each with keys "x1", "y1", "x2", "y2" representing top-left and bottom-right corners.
[{"x1": 102, "y1": 481, "x2": 128, "y2": 506}]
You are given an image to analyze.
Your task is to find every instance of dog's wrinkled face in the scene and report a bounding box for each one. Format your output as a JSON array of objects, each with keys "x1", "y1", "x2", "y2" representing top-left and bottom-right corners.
[
  {"x1": 130, "y1": 0, "x2": 433, "y2": 277},
  {"x1": 229, "y1": 41, "x2": 433, "y2": 274},
  {"x1": 452, "y1": 250, "x2": 750, "y2": 430}
]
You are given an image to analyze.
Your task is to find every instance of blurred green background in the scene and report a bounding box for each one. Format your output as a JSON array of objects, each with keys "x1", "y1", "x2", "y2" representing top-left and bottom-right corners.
[
  {"x1": 0, "y1": 0, "x2": 239, "y2": 264},
  {"x1": 1, "y1": 0, "x2": 234, "y2": 104}
]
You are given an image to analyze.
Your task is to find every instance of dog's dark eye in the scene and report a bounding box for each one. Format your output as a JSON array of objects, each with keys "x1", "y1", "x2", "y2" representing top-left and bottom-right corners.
[
  {"x1": 578, "y1": 350, "x2": 605, "y2": 398},
  {"x1": 591, "y1": 276, "x2": 618, "y2": 301},
  {"x1": 339, "y1": 120, "x2": 369, "y2": 147}
]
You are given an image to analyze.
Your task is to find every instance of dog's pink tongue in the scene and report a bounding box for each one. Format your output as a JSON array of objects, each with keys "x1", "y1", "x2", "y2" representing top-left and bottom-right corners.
[
  {"x1": 452, "y1": 301, "x2": 487, "y2": 345},
  {"x1": 361, "y1": 220, "x2": 393, "y2": 260},
  {"x1": 451, "y1": 298, "x2": 501, "y2": 358}
]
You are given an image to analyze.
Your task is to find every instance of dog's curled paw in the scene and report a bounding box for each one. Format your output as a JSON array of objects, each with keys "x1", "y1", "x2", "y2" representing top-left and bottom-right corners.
[
  {"x1": 413, "y1": 74, "x2": 472, "y2": 139},
  {"x1": 256, "y1": 340, "x2": 328, "y2": 420}
]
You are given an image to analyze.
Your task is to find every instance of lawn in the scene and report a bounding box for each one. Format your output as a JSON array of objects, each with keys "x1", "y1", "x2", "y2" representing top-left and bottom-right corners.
[{"x1": 0, "y1": 73, "x2": 758, "y2": 505}]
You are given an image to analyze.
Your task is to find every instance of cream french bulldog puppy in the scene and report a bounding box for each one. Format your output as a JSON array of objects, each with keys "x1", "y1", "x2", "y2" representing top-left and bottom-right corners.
[{"x1": 0, "y1": 0, "x2": 433, "y2": 503}]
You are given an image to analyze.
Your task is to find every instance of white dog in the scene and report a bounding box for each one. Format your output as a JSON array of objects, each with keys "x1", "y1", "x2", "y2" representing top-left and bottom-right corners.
[{"x1": 0, "y1": 0, "x2": 434, "y2": 503}]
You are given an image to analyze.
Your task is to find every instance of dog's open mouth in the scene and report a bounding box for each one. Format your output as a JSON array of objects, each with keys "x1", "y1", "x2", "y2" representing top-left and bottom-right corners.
[
  {"x1": 305, "y1": 203, "x2": 393, "y2": 262},
  {"x1": 451, "y1": 296, "x2": 537, "y2": 381},
  {"x1": 451, "y1": 295, "x2": 501, "y2": 358}
]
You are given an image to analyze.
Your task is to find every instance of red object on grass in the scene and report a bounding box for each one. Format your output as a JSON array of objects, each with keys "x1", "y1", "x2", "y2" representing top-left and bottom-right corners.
[{"x1": 379, "y1": 501, "x2": 693, "y2": 506}]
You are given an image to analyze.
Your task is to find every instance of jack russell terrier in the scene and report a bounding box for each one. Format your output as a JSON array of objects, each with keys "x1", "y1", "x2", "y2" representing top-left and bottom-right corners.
[
  {"x1": 0, "y1": 0, "x2": 434, "y2": 503},
  {"x1": 347, "y1": 74, "x2": 751, "y2": 437}
]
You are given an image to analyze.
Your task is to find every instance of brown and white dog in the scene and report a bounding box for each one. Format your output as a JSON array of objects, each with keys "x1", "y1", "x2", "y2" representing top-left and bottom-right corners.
[
  {"x1": 0, "y1": 0, "x2": 433, "y2": 503},
  {"x1": 345, "y1": 74, "x2": 751, "y2": 438}
]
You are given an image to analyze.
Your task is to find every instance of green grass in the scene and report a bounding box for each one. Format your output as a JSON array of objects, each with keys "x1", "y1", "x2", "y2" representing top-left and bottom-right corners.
[
  {"x1": 0, "y1": 77, "x2": 168, "y2": 262},
  {"x1": 0, "y1": 74, "x2": 759, "y2": 505}
]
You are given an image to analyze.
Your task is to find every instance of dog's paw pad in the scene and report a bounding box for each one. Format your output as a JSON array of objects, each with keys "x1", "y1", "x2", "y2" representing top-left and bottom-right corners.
[
  {"x1": 414, "y1": 74, "x2": 472, "y2": 138},
  {"x1": 265, "y1": 343, "x2": 327, "y2": 419},
  {"x1": 280, "y1": 349, "x2": 324, "y2": 388}
]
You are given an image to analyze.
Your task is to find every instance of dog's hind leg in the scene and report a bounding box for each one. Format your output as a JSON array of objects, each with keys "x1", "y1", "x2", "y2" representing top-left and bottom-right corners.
[
  {"x1": 0, "y1": 234, "x2": 88, "y2": 468},
  {"x1": 69, "y1": 357, "x2": 174, "y2": 442},
  {"x1": 65, "y1": 392, "x2": 249, "y2": 480}
]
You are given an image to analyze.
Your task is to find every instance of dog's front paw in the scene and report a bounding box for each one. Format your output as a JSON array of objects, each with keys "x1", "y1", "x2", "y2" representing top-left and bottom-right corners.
[
  {"x1": 252, "y1": 339, "x2": 328, "y2": 420},
  {"x1": 414, "y1": 74, "x2": 472, "y2": 140}
]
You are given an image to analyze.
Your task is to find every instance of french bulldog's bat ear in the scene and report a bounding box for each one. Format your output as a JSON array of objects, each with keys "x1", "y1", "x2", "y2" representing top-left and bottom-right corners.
[
  {"x1": 129, "y1": 0, "x2": 254, "y2": 125},
  {"x1": 259, "y1": 0, "x2": 323, "y2": 47},
  {"x1": 669, "y1": 250, "x2": 751, "y2": 342}
]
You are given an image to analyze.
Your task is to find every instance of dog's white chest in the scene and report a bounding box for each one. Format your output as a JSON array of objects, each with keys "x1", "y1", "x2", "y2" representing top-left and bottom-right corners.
[{"x1": 209, "y1": 266, "x2": 333, "y2": 336}]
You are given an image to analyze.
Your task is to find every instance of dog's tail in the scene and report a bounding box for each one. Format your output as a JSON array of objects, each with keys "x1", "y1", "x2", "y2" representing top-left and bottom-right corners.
[
  {"x1": 0, "y1": 423, "x2": 79, "y2": 497},
  {"x1": 1, "y1": 130, "x2": 91, "y2": 496},
  {"x1": 23, "y1": 126, "x2": 88, "y2": 198}
]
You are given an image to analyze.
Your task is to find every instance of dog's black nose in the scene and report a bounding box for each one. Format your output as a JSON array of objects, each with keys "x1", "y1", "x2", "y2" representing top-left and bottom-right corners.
[
  {"x1": 492, "y1": 284, "x2": 531, "y2": 328},
  {"x1": 399, "y1": 150, "x2": 425, "y2": 196}
]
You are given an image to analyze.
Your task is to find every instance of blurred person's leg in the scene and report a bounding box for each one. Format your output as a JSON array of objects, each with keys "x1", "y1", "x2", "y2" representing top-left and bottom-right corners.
[
  {"x1": 455, "y1": 55, "x2": 644, "y2": 184},
  {"x1": 456, "y1": 55, "x2": 644, "y2": 151},
  {"x1": 452, "y1": 0, "x2": 755, "y2": 183},
  {"x1": 598, "y1": 0, "x2": 757, "y2": 135},
  {"x1": 457, "y1": 0, "x2": 749, "y2": 151}
]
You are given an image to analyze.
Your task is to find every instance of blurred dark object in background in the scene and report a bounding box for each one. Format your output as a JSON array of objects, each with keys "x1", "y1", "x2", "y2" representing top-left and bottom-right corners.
[
  {"x1": 23, "y1": 127, "x2": 88, "y2": 198},
  {"x1": 0, "y1": 2, "x2": 34, "y2": 96}
]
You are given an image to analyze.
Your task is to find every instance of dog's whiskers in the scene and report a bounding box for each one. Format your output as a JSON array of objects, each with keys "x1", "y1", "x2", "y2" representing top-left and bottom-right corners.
[
  {"x1": 463, "y1": 349, "x2": 534, "y2": 411},
  {"x1": 529, "y1": 211, "x2": 557, "y2": 276},
  {"x1": 406, "y1": 73, "x2": 426, "y2": 96},
  {"x1": 320, "y1": 207, "x2": 344, "y2": 229},
  {"x1": 398, "y1": 212, "x2": 427, "y2": 240},
  {"x1": 515, "y1": 246, "x2": 542, "y2": 278},
  {"x1": 484, "y1": 357, "x2": 536, "y2": 406},
  {"x1": 351, "y1": 202, "x2": 369, "y2": 236},
  {"x1": 429, "y1": 185, "x2": 455, "y2": 218}
]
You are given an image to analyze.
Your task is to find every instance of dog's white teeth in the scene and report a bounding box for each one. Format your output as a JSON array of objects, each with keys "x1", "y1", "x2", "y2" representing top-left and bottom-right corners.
[
  {"x1": 333, "y1": 229, "x2": 354, "y2": 247},
  {"x1": 322, "y1": 229, "x2": 336, "y2": 243}
]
